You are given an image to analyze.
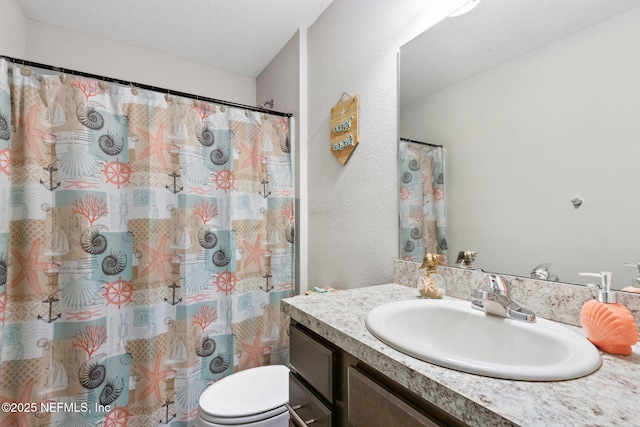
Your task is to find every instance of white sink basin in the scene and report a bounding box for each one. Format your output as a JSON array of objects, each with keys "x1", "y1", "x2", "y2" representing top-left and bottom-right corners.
[{"x1": 365, "y1": 298, "x2": 602, "y2": 381}]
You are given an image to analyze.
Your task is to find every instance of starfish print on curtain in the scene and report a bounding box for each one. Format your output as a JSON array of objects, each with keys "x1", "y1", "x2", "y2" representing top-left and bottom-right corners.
[
  {"x1": 0, "y1": 378, "x2": 35, "y2": 427},
  {"x1": 241, "y1": 329, "x2": 270, "y2": 370},
  {"x1": 242, "y1": 233, "x2": 270, "y2": 273},
  {"x1": 14, "y1": 104, "x2": 53, "y2": 161},
  {"x1": 9, "y1": 238, "x2": 47, "y2": 295},
  {"x1": 137, "y1": 123, "x2": 177, "y2": 168},
  {"x1": 138, "y1": 351, "x2": 176, "y2": 403},
  {"x1": 139, "y1": 234, "x2": 181, "y2": 281},
  {"x1": 238, "y1": 136, "x2": 263, "y2": 173}
]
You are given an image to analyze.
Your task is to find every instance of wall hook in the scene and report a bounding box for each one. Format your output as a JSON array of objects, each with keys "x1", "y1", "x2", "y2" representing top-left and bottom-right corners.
[
  {"x1": 571, "y1": 197, "x2": 583, "y2": 208},
  {"x1": 259, "y1": 99, "x2": 274, "y2": 109}
]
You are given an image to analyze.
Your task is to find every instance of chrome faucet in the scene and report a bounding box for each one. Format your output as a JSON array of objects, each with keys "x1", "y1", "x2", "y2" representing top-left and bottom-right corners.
[
  {"x1": 471, "y1": 274, "x2": 536, "y2": 322},
  {"x1": 530, "y1": 263, "x2": 559, "y2": 281}
]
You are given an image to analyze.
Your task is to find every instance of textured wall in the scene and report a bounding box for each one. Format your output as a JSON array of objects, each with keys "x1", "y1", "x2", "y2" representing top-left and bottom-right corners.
[
  {"x1": 257, "y1": 31, "x2": 301, "y2": 121},
  {"x1": 305, "y1": 0, "x2": 467, "y2": 289},
  {"x1": 24, "y1": 20, "x2": 256, "y2": 106},
  {"x1": 257, "y1": 30, "x2": 305, "y2": 293},
  {"x1": 0, "y1": 0, "x2": 27, "y2": 58}
]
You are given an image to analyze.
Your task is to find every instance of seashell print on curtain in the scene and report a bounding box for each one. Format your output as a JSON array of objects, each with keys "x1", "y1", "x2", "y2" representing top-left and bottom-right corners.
[
  {"x1": 0, "y1": 58, "x2": 294, "y2": 426},
  {"x1": 398, "y1": 139, "x2": 448, "y2": 265}
]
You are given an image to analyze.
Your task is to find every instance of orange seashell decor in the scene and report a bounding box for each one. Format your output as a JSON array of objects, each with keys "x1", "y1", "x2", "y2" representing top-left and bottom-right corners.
[{"x1": 580, "y1": 300, "x2": 638, "y2": 355}]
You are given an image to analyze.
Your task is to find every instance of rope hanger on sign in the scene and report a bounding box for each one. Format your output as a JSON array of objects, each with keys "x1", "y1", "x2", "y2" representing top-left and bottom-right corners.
[{"x1": 335, "y1": 92, "x2": 354, "y2": 106}]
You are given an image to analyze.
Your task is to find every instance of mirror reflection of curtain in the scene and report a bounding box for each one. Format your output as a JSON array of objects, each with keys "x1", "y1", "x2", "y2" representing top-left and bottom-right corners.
[
  {"x1": 398, "y1": 139, "x2": 447, "y2": 264},
  {"x1": 0, "y1": 58, "x2": 294, "y2": 426}
]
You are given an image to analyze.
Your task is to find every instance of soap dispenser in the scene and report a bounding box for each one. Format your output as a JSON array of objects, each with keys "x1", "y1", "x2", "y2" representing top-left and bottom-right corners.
[
  {"x1": 417, "y1": 253, "x2": 445, "y2": 299},
  {"x1": 579, "y1": 272, "x2": 638, "y2": 355}
]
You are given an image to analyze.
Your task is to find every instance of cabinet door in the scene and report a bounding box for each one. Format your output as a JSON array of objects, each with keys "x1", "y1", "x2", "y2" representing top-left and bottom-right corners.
[
  {"x1": 347, "y1": 366, "x2": 440, "y2": 427},
  {"x1": 289, "y1": 373, "x2": 332, "y2": 427},
  {"x1": 290, "y1": 323, "x2": 334, "y2": 402}
]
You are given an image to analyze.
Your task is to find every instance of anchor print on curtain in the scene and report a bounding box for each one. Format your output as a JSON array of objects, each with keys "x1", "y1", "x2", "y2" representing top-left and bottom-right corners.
[{"x1": 0, "y1": 58, "x2": 294, "y2": 426}]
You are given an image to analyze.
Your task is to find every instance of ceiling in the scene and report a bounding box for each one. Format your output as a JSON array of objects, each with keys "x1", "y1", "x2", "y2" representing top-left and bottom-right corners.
[
  {"x1": 16, "y1": 0, "x2": 334, "y2": 78},
  {"x1": 400, "y1": 0, "x2": 640, "y2": 106}
]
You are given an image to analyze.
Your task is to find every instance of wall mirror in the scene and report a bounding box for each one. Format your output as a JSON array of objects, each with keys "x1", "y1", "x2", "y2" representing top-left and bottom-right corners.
[{"x1": 399, "y1": 0, "x2": 640, "y2": 290}]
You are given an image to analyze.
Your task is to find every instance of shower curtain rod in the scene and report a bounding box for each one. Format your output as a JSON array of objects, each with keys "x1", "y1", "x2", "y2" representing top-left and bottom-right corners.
[
  {"x1": 400, "y1": 137, "x2": 443, "y2": 148},
  {"x1": 1, "y1": 55, "x2": 293, "y2": 118}
]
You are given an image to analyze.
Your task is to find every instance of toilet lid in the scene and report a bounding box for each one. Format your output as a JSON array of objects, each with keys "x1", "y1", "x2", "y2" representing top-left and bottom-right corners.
[{"x1": 199, "y1": 365, "x2": 289, "y2": 418}]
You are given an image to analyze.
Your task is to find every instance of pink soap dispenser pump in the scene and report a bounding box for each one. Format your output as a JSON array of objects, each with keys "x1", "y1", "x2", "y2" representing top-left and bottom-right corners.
[{"x1": 579, "y1": 272, "x2": 638, "y2": 355}]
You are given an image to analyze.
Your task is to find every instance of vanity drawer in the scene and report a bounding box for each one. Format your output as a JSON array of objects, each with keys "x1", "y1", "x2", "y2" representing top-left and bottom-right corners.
[
  {"x1": 289, "y1": 323, "x2": 334, "y2": 402},
  {"x1": 347, "y1": 366, "x2": 439, "y2": 427},
  {"x1": 289, "y1": 373, "x2": 332, "y2": 427}
]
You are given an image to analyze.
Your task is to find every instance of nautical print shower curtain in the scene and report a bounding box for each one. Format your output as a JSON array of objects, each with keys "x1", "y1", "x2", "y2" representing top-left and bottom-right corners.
[
  {"x1": 0, "y1": 58, "x2": 294, "y2": 426},
  {"x1": 398, "y1": 139, "x2": 447, "y2": 264}
]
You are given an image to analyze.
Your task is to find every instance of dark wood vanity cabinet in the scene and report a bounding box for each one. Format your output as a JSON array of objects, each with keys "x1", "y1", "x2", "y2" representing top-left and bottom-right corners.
[
  {"x1": 289, "y1": 322, "x2": 334, "y2": 426},
  {"x1": 288, "y1": 321, "x2": 466, "y2": 427}
]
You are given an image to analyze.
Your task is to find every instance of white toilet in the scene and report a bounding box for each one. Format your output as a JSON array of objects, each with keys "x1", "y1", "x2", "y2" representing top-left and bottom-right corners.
[{"x1": 196, "y1": 365, "x2": 290, "y2": 426}]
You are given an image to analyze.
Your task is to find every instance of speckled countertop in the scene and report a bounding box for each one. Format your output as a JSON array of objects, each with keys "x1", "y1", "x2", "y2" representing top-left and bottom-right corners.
[{"x1": 282, "y1": 284, "x2": 640, "y2": 427}]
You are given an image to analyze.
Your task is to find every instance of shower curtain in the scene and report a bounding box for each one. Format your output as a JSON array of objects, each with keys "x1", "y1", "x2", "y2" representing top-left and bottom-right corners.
[
  {"x1": 0, "y1": 58, "x2": 294, "y2": 426},
  {"x1": 398, "y1": 139, "x2": 447, "y2": 264}
]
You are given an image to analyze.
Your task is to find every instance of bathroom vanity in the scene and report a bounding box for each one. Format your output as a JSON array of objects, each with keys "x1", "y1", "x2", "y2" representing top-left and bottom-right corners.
[
  {"x1": 282, "y1": 283, "x2": 640, "y2": 427},
  {"x1": 287, "y1": 320, "x2": 463, "y2": 426}
]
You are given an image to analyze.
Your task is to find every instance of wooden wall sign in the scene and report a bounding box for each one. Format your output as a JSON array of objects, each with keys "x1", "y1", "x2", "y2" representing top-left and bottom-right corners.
[{"x1": 330, "y1": 94, "x2": 359, "y2": 165}]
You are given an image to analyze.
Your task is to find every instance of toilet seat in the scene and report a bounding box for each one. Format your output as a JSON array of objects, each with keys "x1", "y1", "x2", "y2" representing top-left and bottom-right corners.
[
  {"x1": 197, "y1": 405, "x2": 288, "y2": 425},
  {"x1": 198, "y1": 365, "x2": 289, "y2": 425}
]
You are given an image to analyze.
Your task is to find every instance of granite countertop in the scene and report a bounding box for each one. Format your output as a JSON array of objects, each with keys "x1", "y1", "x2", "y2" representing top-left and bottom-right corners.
[{"x1": 282, "y1": 283, "x2": 640, "y2": 427}]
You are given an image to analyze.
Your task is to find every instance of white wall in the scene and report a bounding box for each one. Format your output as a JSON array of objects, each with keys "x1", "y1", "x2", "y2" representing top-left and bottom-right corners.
[
  {"x1": 256, "y1": 30, "x2": 306, "y2": 292},
  {"x1": 0, "y1": 0, "x2": 27, "y2": 58},
  {"x1": 257, "y1": 32, "x2": 301, "y2": 121},
  {"x1": 25, "y1": 20, "x2": 256, "y2": 106},
  {"x1": 305, "y1": 0, "x2": 468, "y2": 289},
  {"x1": 401, "y1": 8, "x2": 640, "y2": 286}
]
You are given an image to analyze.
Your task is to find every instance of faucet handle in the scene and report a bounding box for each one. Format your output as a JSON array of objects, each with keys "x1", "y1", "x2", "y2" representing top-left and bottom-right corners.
[
  {"x1": 531, "y1": 263, "x2": 552, "y2": 280},
  {"x1": 486, "y1": 273, "x2": 509, "y2": 295},
  {"x1": 624, "y1": 263, "x2": 640, "y2": 286}
]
